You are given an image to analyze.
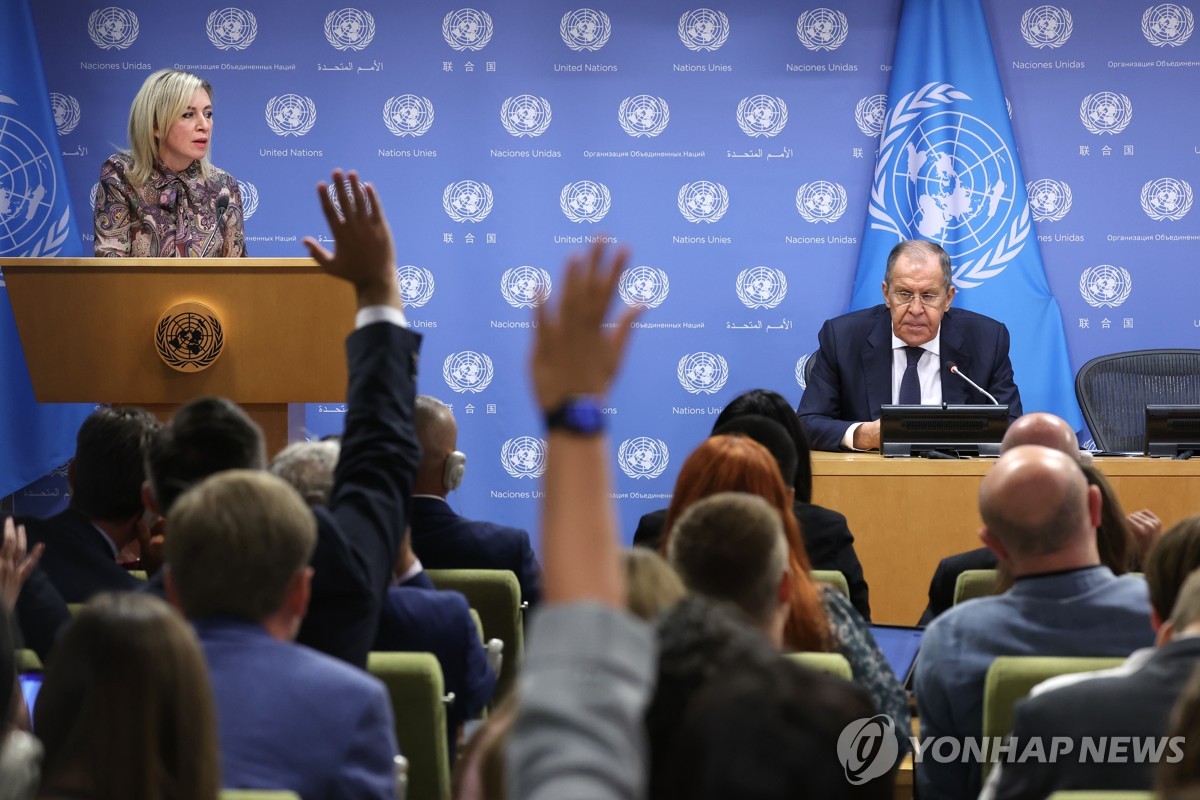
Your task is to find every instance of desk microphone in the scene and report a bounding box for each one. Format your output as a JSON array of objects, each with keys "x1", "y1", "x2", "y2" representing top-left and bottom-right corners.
[
  {"x1": 200, "y1": 190, "x2": 231, "y2": 257},
  {"x1": 946, "y1": 362, "x2": 999, "y2": 405}
]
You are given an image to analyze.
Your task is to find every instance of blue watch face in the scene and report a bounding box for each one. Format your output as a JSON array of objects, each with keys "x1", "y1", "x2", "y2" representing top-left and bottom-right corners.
[{"x1": 563, "y1": 401, "x2": 603, "y2": 431}]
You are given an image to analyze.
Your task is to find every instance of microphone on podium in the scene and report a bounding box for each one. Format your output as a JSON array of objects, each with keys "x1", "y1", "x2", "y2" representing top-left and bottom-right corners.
[
  {"x1": 946, "y1": 362, "x2": 999, "y2": 405},
  {"x1": 200, "y1": 189, "x2": 231, "y2": 258}
]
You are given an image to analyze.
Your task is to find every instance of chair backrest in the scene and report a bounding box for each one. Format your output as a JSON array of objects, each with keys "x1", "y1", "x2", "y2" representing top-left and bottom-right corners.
[
  {"x1": 367, "y1": 652, "x2": 450, "y2": 800},
  {"x1": 425, "y1": 569, "x2": 523, "y2": 701},
  {"x1": 220, "y1": 792, "x2": 302, "y2": 800},
  {"x1": 812, "y1": 569, "x2": 850, "y2": 599},
  {"x1": 787, "y1": 651, "x2": 854, "y2": 681},
  {"x1": 953, "y1": 569, "x2": 1000, "y2": 605},
  {"x1": 982, "y1": 656, "x2": 1124, "y2": 780},
  {"x1": 1075, "y1": 349, "x2": 1200, "y2": 452},
  {"x1": 1046, "y1": 792, "x2": 1156, "y2": 800}
]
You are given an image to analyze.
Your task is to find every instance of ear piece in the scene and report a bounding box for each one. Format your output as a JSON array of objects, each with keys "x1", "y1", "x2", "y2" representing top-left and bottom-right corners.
[{"x1": 443, "y1": 451, "x2": 467, "y2": 492}]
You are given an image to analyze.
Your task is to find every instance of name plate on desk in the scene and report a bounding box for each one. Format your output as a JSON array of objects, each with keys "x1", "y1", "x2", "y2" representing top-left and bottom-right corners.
[{"x1": 879, "y1": 404, "x2": 1009, "y2": 458}]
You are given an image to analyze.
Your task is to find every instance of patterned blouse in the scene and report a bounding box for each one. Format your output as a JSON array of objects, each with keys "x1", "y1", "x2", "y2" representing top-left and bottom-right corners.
[{"x1": 94, "y1": 152, "x2": 247, "y2": 258}]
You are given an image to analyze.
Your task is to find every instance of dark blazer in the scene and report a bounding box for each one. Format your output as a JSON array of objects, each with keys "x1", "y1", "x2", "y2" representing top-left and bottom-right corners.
[
  {"x1": 409, "y1": 496, "x2": 542, "y2": 606},
  {"x1": 374, "y1": 585, "x2": 496, "y2": 753},
  {"x1": 18, "y1": 508, "x2": 142, "y2": 603},
  {"x1": 993, "y1": 636, "x2": 1200, "y2": 799},
  {"x1": 797, "y1": 304, "x2": 1022, "y2": 451},
  {"x1": 631, "y1": 500, "x2": 872, "y2": 621},
  {"x1": 13, "y1": 566, "x2": 71, "y2": 661},
  {"x1": 920, "y1": 546, "x2": 998, "y2": 625}
]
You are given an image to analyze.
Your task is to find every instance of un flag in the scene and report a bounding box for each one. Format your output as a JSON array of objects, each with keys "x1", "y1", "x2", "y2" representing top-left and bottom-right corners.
[
  {"x1": 849, "y1": 0, "x2": 1081, "y2": 430},
  {"x1": 0, "y1": 0, "x2": 94, "y2": 497}
]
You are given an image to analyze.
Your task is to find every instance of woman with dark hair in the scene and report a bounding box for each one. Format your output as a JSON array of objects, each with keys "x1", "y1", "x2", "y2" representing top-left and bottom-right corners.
[
  {"x1": 659, "y1": 435, "x2": 910, "y2": 745},
  {"x1": 34, "y1": 592, "x2": 219, "y2": 800}
]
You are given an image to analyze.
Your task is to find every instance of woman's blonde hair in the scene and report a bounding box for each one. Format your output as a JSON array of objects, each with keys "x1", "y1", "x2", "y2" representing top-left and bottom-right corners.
[{"x1": 127, "y1": 68, "x2": 214, "y2": 186}]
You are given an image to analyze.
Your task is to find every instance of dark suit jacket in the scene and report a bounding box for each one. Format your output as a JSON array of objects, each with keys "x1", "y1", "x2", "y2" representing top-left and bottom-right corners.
[
  {"x1": 374, "y1": 585, "x2": 496, "y2": 753},
  {"x1": 993, "y1": 636, "x2": 1200, "y2": 799},
  {"x1": 13, "y1": 566, "x2": 71, "y2": 661},
  {"x1": 796, "y1": 304, "x2": 1022, "y2": 451},
  {"x1": 18, "y1": 508, "x2": 142, "y2": 603},
  {"x1": 410, "y1": 496, "x2": 542, "y2": 606},
  {"x1": 920, "y1": 546, "x2": 998, "y2": 625},
  {"x1": 631, "y1": 500, "x2": 872, "y2": 621}
]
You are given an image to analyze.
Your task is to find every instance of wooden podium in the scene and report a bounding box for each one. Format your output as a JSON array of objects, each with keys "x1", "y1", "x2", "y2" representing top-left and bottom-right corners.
[{"x1": 2, "y1": 258, "x2": 358, "y2": 455}]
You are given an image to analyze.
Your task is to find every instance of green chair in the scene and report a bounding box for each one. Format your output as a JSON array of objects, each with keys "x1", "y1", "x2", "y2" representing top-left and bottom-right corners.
[
  {"x1": 220, "y1": 792, "x2": 302, "y2": 800},
  {"x1": 787, "y1": 651, "x2": 854, "y2": 681},
  {"x1": 425, "y1": 569, "x2": 523, "y2": 701},
  {"x1": 982, "y1": 656, "x2": 1124, "y2": 780},
  {"x1": 368, "y1": 652, "x2": 451, "y2": 800},
  {"x1": 15, "y1": 649, "x2": 42, "y2": 673},
  {"x1": 1046, "y1": 793, "x2": 1155, "y2": 800},
  {"x1": 953, "y1": 569, "x2": 999, "y2": 605},
  {"x1": 812, "y1": 569, "x2": 850, "y2": 599}
]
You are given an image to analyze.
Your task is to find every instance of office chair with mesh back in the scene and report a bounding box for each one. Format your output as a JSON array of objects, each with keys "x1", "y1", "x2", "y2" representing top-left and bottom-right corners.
[{"x1": 1074, "y1": 349, "x2": 1200, "y2": 453}]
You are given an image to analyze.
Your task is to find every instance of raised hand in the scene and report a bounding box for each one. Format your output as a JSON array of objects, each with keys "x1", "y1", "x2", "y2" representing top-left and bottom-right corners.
[{"x1": 0, "y1": 517, "x2": 43, "y2": 610}]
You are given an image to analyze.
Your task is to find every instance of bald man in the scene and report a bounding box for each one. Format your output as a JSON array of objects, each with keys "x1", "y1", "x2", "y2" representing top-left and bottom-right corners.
[
  {"x1": 920, "y1": 413, "x2": 1161, "y2": 622},
  {"x1": 408, "y1": 396, "x2": 543, "y2": 605},
  {"x1": 914, "y1": 445, "x2": 1155, "y2": 800}
]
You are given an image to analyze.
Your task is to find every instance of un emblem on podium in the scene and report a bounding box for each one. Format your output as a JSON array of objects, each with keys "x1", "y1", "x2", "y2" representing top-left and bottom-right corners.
[{"x1": 156, "y1": 302, "x2": 224, "y2": 372}]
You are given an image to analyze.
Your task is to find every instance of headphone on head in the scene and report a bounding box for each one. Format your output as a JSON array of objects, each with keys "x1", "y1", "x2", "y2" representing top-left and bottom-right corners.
[{"x1": 443, "y1": 450, "x2": 467, "y2": 492}]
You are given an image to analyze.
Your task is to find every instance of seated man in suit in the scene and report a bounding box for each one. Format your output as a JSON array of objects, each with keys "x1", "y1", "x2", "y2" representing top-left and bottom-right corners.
[
  {"x1": 797, "y1": 239, "x2": 1022, "y2": 451},
  {"x1": 166, "y1": 470, "x2": 397, "y2": 799},
  {"x1": 409, "y1": 395, "x2": 542, "y2": 606},
  {"x1": 982, "y1": 516, "x2": 1200, "y2": 799},
  {"x1": 144, "y1": 169, "x2": 422, "y2": 669},
  {"x1": 915, "y1": 444, "x2": 1156, "y2": 800}
]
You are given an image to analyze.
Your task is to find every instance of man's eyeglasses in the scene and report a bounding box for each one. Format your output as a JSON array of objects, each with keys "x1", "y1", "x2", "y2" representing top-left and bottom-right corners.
[{"x1": 890, "y1": 290, "x2": 947, "y2": 308}]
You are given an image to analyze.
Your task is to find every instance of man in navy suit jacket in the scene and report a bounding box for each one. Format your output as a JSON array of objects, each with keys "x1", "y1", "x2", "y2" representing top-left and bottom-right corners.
[
  {"x1": 798, "y1": 240, "x2": 1021, "y2": 452},
  {"x1": 409, "y1": 395, "x2": 543, "y2": 606}
]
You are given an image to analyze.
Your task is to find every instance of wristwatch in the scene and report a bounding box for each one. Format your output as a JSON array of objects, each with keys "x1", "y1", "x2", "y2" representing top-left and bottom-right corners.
[{"x1": 544, "y1": 396, "x2": 606, "y2": 435}]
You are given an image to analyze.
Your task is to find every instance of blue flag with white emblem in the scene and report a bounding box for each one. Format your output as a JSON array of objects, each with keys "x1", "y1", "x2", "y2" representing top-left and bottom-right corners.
[
  {"x1": 0, "y1": 0, "x2": 94, "y2": 497},
  {"x1": 848, "y1": 0, "x2": 1082, "y2": 430}
]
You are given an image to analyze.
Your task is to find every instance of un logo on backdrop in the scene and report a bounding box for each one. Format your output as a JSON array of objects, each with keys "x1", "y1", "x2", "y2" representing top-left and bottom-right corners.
[
  {"x1": 795, "y1": 354, "x2": 813, "y2": 390},
  {"x1": 501, "y1": 267, "x2": 552, "y2": 308},
  {"x1": 1141, "y1": 178, "x2": 1193, "y2": 221},
  {"x1": 396, "y1": 266, "x2": 435, "y2": 308},
  {"x1": 678, "y1": 352, "x2": 729, "y2": 395},
  {"x1": 88, "y1": 7, "x2": 139, "y2": 49},
  {"x1": 1080, "y1": 92, "x2": 1133, "y2": 135},
  {"x1": 855, "y1": 95, "x2": 887, "y2": 137},
  {"x1": 89, "y1": 182, "x2": 101, "y2": 212},
  {"x1": 501, "y1": 437, "x2": 548, "y2": 479},
  {"x1": 237, "y1": 180, "x2": 259, "y2": 220},
  {"x1": 0, "y1": 94, "x2": 71, "y2": 257},
  {"x1": 206, "y1": 8, "x2": 257, "y2": 50},
  {"x1": 737, "y1": 95, "x2": 788, "y2": 138},
  {"x1": 325, "y1": 8, "x2": 375, "y2": 50},
  {"x1": 560, "y1": 180, "x2": 611, "y2": 223},
  {"x1": 797, "y1": 181, "x2": 848, "y2": 223},
  {"x1": 561, "y1": 9, "x2": 611, "y2": 51},
  {"x1": 265, "y1": 94, "x2": 317, "y2": 137},
  {"x1": 443, "y1": 351, "x2": 494, "y2": 393},
  {"x1": 619, "y1": 266, "x2": 670, "y2": 308},
  {"x1": 1020, "y1": 6, "x2": 1073, "y2": 48},
  {"x1": 736, "y1": 267, "x2": 788, "y2": 309},
  {"x1": 679, "y1": 8, "x2": 729, "y2": 51},
  {"x1": 49, "y1": 94, "x2": 80, "y2": 136},
  {"x1": 501, "y1": 95, "x2": 552, "y2": 137},
  {"x1": 1079, "y1": 266, "x2": 1132, "y2": 308},
  {"x1": 443, "y1": 9, "x2": 494, "y2": 51},
  {"x1": 383, "y1": 95, "x2": 434, "y2": 137},
  {"x1": 1143, "y1": 4, "x2": 1194, "y2": 46},
  {"x1": 1027, "y1": 179, "x2": 1072, "y2": 222},
  {"x1": 678, "y1": 181, "x2": 729, "y2": 223},
  {"x1": 443, "y1": 180, "x2": 493, "y2": 222},
  {"x1": 797, "y1": 8, "x2": 848, "y2": 51},
  {"x1": 619, "y1": 95, "x2": 670, "y2": 137},
  {"x1": 618, "y1": 437, "x2": 670, "y2": 480}
]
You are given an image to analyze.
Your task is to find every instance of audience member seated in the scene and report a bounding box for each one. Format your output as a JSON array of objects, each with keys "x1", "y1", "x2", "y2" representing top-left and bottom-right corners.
[
  {"x1": 409, "y1": 395, "x2": 542, "y2": 606},
  {"x1": 1159, "y1": 639, "x2": 1200, "y2": 797},
  {"x1": 0, "y1": 605, "x2": 39, "y2": 800},
  {"x1": 269, "y1": 439, "x2": 341, "y2": 506},
  {"x1": 981, "y1": 514, "x2": 1200, "y2": 798},
  {"x1": 19, "y1": 407, "x2": 161, "y2": 602},
  {"x1": 166, "y1": 470, "x2": 398, "y2": 799},
  {"x1": 622, "y1": 548, "x2": 685, "y2": 622},
  {"x1": 914, "y1": 444, "x2": 1157, "y2": 800},
  {"x1": 659, "y1": 432, "x2": 911, "y2": 749},
  {"x1": 632, "y1": 388, "x2": 870, "y2": 619},
  {"x1": 34, "y1": 592, "x2": 219, "y2": 800},
  {"x1": 142, "y1": 169, "x2": 422, "y2": 668},
  {"x1": 922, "y1": 411, "x2": 1159, "y2": 622}
]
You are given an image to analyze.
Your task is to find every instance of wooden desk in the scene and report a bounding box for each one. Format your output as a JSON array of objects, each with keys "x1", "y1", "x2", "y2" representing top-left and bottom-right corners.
[{"x1": 811, "y1": 453, "x2": 1200, "y2": 625}]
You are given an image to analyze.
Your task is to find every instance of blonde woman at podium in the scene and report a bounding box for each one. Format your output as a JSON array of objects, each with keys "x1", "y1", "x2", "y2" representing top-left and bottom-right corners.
[{"x1": 94, "y1": 69, "x2": 246, "y2": 258}]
